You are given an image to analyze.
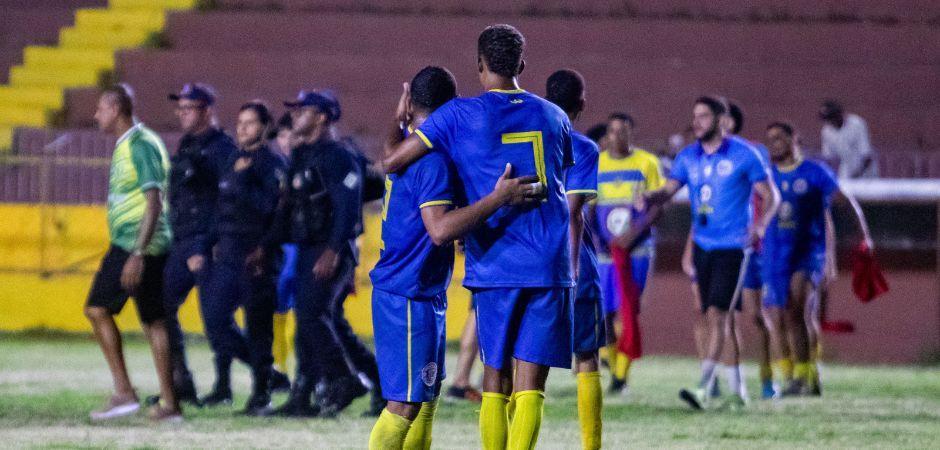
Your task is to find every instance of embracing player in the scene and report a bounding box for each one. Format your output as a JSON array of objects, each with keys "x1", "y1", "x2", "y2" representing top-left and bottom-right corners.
[{"x1": 383, "y1": 24, "x2": 574, "y2": 450}]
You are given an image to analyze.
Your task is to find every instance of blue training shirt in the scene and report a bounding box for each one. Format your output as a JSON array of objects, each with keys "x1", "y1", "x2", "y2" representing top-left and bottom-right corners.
[
  {"x1": 370, "y1": 151, "x2": 458, "y2": 298},
  {"x1": 415, "y1": 89, "x2": 574, "y2": 288},
  {"x1": 670, "y1": 137, "x2": 770, "y2": 250},
  {"x1": 565, "y1": 131, "x2": 602, "y2": 299},
  {"x1": 763, "y1": 158, "x2": 838, "y2": 265}
]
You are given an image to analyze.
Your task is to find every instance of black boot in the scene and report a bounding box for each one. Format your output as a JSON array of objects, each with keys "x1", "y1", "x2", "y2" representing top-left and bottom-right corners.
[
  {"x1": 273, "y1": 375, "x2": 319, "y2": 417},
  {"x1": 242, "y1": 368, "x2": 273, "y2": 416},
  {"x1": 269, "y1": 368, "x2": 291, "y2": 393},
  {"x1": 173, "y1": 365, "x2": 202, "y2": 407},
  {"x1": 201, "y1": 357, "x2": 234, "y2": 407},
  {"x1": 319, "y1": 375, "x2": 368, "y2": 418}
]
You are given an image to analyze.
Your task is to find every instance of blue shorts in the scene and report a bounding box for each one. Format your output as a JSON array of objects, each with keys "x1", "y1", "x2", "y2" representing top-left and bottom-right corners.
[
  {"x1": 598, "y1": 253, "x2": 652, "y2": 315},
  {"x1": 762, "y1": 254, "x2": 825, "y2": 309},
  {"x1": 742, "y1": 252, "x2": 762, "y2": 290},
  {"x1": 276, "y1": 244, "x2": 299, "y2": 313},
  {"x1": 472, "y1": 287, "x2": 572, "y2": 370},
  {"x1": 372, "y1": 289, "x2": 447, "y2": 403},
  {"x1": 571, "y1": 288, "x2": 606, "y2": 354}
]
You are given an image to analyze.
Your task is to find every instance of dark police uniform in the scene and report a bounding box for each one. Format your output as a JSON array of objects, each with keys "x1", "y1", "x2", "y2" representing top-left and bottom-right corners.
[
  {"x1": 163, "y1": 126, "x2": 235, "y2": 399},
  {"x1": 269, "y1": 136, "x2": 364, "y2": 414},
  {"x1": 200, "y1": 144, "x2": 285, "y2": 409}
]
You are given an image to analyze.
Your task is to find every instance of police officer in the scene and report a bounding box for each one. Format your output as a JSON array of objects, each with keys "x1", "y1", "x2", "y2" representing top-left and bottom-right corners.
[
  {"x1": 162, "y1": 83, "x2": 235, "y2": 406},
  {"x1": 196, "y1": 101, "x2": 286, "y2": 416},
  {"x1": 270, "y1": 90, "x2": 367, "y2": 417}
]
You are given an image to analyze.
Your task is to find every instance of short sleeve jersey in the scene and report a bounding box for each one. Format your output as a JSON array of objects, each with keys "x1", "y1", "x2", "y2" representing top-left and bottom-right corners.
[
  {"x1": 763, "y1": 158, "x2": 838, "y2": 262},
  {"x1": 565, "y1": 131, "x2": 601, "y2": 298},
  {"x1": 107, "y1": 124, "x2": 172, "y2": 255},
  {"x1": 415, "y1": 89, "x2": 574, "y2": 288},
  {"x1": 370, "y1": 151, "x2": 458, "y2": 298},
  {"x1": 670, "y1": 137, "x2": 769, "y2": 250},
  {"x1": 594, "y1": 147, "x2": 665, "y2": 257}
]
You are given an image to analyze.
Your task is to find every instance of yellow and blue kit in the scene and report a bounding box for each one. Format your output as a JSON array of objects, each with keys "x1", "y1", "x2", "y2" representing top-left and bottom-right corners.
[{"x1": 415, "y1": 88, "x2": 575, "y2": 369}]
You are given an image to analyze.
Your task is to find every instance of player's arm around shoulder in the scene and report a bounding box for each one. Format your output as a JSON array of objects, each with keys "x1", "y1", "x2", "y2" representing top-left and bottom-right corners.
[{"x1": 420, "y1": 163, "x2": 542, "y2": 246}]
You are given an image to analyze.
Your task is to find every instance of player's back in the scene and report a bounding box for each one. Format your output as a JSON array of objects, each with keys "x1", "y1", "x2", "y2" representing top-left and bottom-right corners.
[{"x1": 415, "y1": 89, "x2": 573, "y2": 288}]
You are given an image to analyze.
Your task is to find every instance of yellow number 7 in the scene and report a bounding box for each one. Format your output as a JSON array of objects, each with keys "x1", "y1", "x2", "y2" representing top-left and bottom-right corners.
[{"x1": 501, "y1": 131, "x2": 546, "y2": 187}]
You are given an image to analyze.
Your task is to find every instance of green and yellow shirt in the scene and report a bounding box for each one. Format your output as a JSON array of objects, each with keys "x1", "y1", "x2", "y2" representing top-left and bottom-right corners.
[{"x1": 107, "y1": 123, "x2": 172, "y2": 255}]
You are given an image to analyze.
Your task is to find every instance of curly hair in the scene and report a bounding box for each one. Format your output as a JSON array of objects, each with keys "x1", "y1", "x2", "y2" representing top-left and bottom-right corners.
[{"x1": 478, "y1": 24, "x2": 525, "y2": 78}]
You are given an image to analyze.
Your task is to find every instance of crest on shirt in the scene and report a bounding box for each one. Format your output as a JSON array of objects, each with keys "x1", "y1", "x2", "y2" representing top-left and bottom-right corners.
[
  {"x1": 717, "y1": 160, "x2": 733, "y2": 176},
  {"x1": 700, "y1": 185, "x2": 713, "y2": 202},
  {"x1": 781, "y1": 180, "x2": 790, "y2": 192},
  {"x1": 606, "y1": 207, "x2": 632, "y2": 235},
  {"x1": 421, "y1": 362, "x2": 438, "y2": 387},
  {"x1": 793, "y1": 179, "x2": 808, "y2": 194},
  {"x1": 703, "y1": 164, "x2": 713, "y2": 177},
  {"x1": 779, "y1": 201, "x2": 793, "y2": 220}
]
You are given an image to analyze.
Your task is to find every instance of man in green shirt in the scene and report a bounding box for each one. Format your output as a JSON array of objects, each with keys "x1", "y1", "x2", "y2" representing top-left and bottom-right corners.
[{"x1": 84, "y1": 85, "x2": 181, "y2": 423}]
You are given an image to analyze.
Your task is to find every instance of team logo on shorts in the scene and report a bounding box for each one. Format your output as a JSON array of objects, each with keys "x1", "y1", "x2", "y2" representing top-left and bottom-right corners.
[
  {"x1": 606, "y1": 207, "x2": 632, "y2": 235},
  {"x1": 717, "y1": 160, "x2": 733, "y2": 176},
  {"x1": 421, "y1": 362, "x2": 438, "y2": 387},
  {"x1": 700, "y1": 185, "x2": 713, "y2": 202},
  {"x1": 793, "y1": 178, "x2": 808, "y2": 194}
]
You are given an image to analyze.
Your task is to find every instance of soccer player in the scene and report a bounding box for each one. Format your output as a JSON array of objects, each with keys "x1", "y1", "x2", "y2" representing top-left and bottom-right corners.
[
  {"x1": 369, "y1": 65, "x2": 541, "y2": 450},
  {"x1": 724, "y1": 101, "x2": 780, "y2": 399},
  {"x1": 383, "y1": 24, "x2": 574, "y2": 450},
  {"x1": 762, "y1": 121, "x2": 872, "y2": 396},
  {"x1": 592, "y1": 112, "x2": 665, "y2": 396},
  {"x1": 84, "y1": 85, "x2": 180, "y2": 422},
  {"x1": 643, "y1": 96, "x2": 779, "y2": 410},
  {"x1": 545, "y1": 69, "x2": 604, "y2": 450}
]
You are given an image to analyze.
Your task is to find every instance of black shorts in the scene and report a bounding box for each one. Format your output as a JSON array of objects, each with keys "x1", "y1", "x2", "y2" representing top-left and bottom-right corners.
[
  {"x1": 692, "y1": 244, "x2": 746, "y2": 313},
  {"x1": 86, "y1": 245, "x2": 168, "y2": 324}
]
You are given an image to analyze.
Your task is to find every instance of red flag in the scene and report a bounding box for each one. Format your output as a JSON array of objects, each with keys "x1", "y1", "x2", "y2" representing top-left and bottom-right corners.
[
  {"x1": 851, "y1": 242, "x2": 889, "y2": 303},
  {"x1": 611, "y1": 245, "x2": 643, "y2": 359}
]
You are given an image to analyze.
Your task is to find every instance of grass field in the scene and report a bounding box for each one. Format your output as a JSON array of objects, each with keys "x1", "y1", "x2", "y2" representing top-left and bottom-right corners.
[{"x1": 1, "y1": 332, "x2": 938, "y2": 449}]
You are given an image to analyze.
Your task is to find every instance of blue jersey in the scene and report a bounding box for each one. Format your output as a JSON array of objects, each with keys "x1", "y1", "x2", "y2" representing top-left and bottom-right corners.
[
  {"x1": 670, "y1": 137, "x2": 770, "y2": 250},
  {"x1": 763, "y1": 158, "x2": 838, "y2": 265},
  {"x1": 369, "y1": 151, "x2": 458, "y2": 298},
  {"x1": 415, "y1": 89, "x2": 574, "y2": 288},
  {"x1": 565, "y1": 132, "x2": 601, "y2": 299}
]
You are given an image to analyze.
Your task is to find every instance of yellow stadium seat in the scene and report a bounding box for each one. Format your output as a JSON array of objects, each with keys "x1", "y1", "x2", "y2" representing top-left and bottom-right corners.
[
  {"x1": 23, "y1": 47, "x2": 114, "y2": 72},
  {"x1": 10, "y1": 65, "x2": 101, "y2": 89},
  {"x1": 0, "y1": 105, "x2": 47, "y2": 127},
  {"x1": 110, "y1": 0, "x2": 198, "y2": 10},
  {"x1": 75, "y1": 8, "x2": 166, "y2": 30},
  {"x1": 0, "y1": 86, "x2": 63, "y2": 109},
  {"x1": 59, "y1": 26, "x2": 153, "y2": 49}
]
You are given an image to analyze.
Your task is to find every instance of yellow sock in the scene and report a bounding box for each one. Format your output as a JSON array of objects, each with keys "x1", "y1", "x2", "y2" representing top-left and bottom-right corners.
[
  {"x1": 774, "y1": 359, "x2": 793, "y2": 383},
  {"x1": 507, "y1": 390, "x2": 545, "y2": 450},
  {"x1": 272, "y1": 312, "x2": 289, "y2": 372},
  {"x1": 759, "y1": 362, "x2": 773, "y2": 383},
  {"x1": 480, "y1": 392, "x2": 510, "y2": 450},
  {"x1": 604, "y1": 343, "x2": 617, "y2": 368},
  {"x1": 794, "y1": 362, "x2": 811, "y2": 383},
  {"x1": 576, "y1": 372, "x2": 602, "y2": 450},
  {"x1": 613, "y1": 352, "x2": 631, "y2": 381},
  {"x1": 403, "y1": 400, "x2": 437, "y2": 450},
  {"x1": 369, "y1": 409, "x2": 413, "y2": 450}
]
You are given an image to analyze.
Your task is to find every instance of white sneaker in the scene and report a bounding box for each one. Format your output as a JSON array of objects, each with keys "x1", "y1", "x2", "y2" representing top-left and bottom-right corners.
[{"x1": 90, "y1": 394, "x2": 140, "y2": 421}]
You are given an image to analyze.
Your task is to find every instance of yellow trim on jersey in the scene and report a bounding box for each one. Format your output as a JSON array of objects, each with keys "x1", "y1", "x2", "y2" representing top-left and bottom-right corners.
[
  {"x1": 777, "y1": 157, "x2": 804, "y2": 173},
  {"x1": 419, "y1": 199, "x2": 453, "y2": 209},
  {"x1": 406, "y1": 298, "x2": 413, "y2": 401},
  {"x1": 566, "y1": 189, "x2": 598, "y2": 196},
  {"x1": 489, "y1": 88, "x2": 526, "y2": 94},
  {"x1": 597, "y1": 148, "x2": 664, "y2": 205},
  {"x1": 413, "y1": 129, "x2": 433, "y2": 149}
]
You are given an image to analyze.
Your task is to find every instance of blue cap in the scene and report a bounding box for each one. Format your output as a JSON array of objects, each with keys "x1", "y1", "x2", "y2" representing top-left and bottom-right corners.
[
  {"x1": 284, "y1": 89, "x2": 341, "y2": 122},
  {"x1": 168, "y1": 83, "x2": 217, "y2": 106}
]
